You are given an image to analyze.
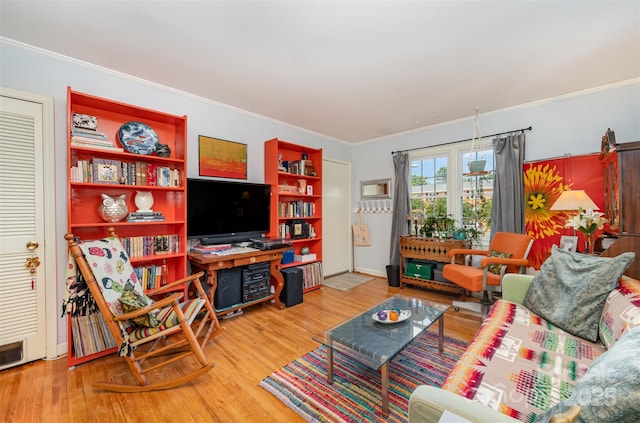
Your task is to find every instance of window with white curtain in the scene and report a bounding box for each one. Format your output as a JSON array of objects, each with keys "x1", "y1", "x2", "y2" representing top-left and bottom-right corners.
[{"x1": 410, "y1": 140, "x2": 494, "y2": 248}]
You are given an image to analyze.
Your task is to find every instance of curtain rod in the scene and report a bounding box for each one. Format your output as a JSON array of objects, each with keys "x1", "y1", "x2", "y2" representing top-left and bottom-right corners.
[{"x1": 391, "y1": 126, "x2": 532, "y2": 155}]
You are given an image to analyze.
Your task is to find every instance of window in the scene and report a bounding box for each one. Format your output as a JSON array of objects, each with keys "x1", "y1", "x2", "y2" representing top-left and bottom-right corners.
[{"x1": 410, "y1": 141, "x2": 494, "y2": 248}]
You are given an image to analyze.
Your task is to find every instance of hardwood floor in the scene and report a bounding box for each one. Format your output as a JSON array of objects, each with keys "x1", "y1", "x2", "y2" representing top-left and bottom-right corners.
[{"x1": 1, "y1": 275, "x2": 482, "y2": 423}]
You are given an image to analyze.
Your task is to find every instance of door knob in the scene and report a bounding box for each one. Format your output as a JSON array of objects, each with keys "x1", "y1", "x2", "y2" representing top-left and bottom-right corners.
[{"x1": 26, "y1": 241, "x2": 39, "y2": 251}]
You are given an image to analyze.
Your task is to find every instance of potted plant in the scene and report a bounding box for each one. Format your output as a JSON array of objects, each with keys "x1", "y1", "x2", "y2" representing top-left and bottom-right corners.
[
  {"x1": 453, "y1": 224, "x2": 480, "y2": 240},
  {"x1": 435, "y1": 215, "x2": 456, "y2": 238},
  {"x1": 419, "y1": 215, "x2": 438, "y2": 237}
]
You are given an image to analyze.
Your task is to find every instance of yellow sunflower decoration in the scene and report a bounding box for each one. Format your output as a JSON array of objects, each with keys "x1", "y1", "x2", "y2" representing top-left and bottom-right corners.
[{"x1": 523, "y1": 162, "x2": 571, "y2": 268}]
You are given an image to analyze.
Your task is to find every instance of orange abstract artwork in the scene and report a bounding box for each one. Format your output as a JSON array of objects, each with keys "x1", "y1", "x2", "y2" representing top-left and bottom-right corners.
[
  {"x1": 198, "y1": 135, "x2": 247, "y2": 179},
  {"x1": 524, "y1": 155, "x2": 604, "y2": 269}
]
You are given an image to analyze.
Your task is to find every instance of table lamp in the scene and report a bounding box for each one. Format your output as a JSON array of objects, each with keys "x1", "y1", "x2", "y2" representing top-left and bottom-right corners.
[
  {"x1": 550, "y1": 189, "x2": 599, "y2": 235},
  {"x1": 550, "y1": 190, "x2": 598, "y2": 212}
]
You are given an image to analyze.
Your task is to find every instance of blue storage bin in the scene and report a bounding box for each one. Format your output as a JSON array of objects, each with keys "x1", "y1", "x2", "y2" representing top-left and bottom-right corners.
[{"x1": 281, "y1": 249, "x2": 294, "y2": 264}]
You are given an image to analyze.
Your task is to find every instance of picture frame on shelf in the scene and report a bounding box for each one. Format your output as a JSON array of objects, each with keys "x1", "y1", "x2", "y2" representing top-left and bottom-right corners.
[
  {"x1": 93, "y1": 158, "x2": 122, "y2": 184},
  {"x1": 292, "y1": 222, "x2": 303, "y2": 237},
  {"x1": 559, "y1": 235, "x2": 578, "y2": 252},
  {"x1": 198, "y1": 135, "x2": 247, "y2": 179}
]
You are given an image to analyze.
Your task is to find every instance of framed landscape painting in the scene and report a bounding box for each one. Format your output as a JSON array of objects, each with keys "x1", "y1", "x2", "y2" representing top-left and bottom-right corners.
[{"x1": 198, "y1": 135, "x2": 247, "y2": 179}]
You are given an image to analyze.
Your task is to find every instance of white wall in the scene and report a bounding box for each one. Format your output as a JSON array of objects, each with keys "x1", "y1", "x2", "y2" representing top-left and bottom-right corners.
[
  {"x1": 351, "y1": 79, "x2": 640, "y2": 276},
  {"x1": 0, "y1": 40, "x2": 352, "y2": 345}
]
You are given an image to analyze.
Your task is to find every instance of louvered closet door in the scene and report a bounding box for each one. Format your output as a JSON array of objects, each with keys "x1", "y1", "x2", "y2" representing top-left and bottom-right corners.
[{"x1": 0, "y1": 95, "x2": 47, "y2": 368}]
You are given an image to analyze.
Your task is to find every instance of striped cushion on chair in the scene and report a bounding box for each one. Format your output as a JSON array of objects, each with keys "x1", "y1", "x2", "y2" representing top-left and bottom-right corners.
[{"x1": 126, "y1": 298, "x2": 206, "y2": 344}]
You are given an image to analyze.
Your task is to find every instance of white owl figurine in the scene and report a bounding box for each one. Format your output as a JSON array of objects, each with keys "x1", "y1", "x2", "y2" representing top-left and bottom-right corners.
[{"x1": 98, "y1": 193, "x2": 128, "y2": 222}]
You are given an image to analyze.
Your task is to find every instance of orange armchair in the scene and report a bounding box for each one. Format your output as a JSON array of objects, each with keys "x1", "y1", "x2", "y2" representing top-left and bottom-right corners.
[{"x1": 443, "y1": 232, "x2": 534, "y2": 317}]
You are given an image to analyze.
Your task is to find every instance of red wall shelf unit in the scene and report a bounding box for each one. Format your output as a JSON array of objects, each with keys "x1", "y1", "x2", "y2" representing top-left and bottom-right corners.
[
  {"x1": 265, "y1": 138, "x2": 323, "y2": 291},
  {"x1": 66, "y1": 87, "x2": 188, "y2": 367}
]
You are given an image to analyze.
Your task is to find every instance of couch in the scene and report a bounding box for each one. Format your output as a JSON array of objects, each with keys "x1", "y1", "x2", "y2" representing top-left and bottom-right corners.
[{"x1": 409, "y1": 247, "x2": 640, "y2": 423}]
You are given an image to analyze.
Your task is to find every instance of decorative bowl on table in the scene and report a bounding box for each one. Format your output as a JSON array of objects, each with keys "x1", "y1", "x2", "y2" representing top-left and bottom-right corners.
[{"x1": 372, "y1": 309, "x2": 411, "y2": 324}]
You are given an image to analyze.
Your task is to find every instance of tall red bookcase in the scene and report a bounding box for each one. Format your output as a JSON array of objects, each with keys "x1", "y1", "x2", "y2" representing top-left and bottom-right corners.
[
  {"x1": 264, "y1": 138, "x2": 323, "y2": 291},
  {"x1": 66, "y1": 87, "x2": 188, "y2": 367}
]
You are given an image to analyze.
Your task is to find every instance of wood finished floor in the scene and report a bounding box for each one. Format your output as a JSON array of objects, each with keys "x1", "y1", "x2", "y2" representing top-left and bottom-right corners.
[{"x1": 1, "y1": 275, "x2": 482, "y2": 423}]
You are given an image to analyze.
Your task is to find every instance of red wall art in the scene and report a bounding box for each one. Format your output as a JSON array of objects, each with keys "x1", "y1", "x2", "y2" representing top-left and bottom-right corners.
[{"x1": 524, "y1": 154, "x2": 604, "y2": 269}]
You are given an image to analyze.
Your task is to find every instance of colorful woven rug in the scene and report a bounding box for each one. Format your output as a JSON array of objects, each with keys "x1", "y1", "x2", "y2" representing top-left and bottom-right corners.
[{"x1": 259, "y1": 330, "x2": 468, "y2": 422}]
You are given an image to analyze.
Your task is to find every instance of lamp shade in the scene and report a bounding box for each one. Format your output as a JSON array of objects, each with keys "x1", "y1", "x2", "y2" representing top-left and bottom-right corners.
[{"x1": 549, "y1": 190, "x2": 598, "y2": 211}]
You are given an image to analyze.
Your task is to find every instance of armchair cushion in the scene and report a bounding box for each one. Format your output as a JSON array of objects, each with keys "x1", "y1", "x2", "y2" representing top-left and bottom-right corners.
[
  {"x1": 535, "y1": 326, "x2": 640, "y2": 423},
  {"x1": 487, "y1": 249, "x2": 512, "y2": 274},
  {"x1": 126, "y1": 298, "x2": 205, "y2": 343},
  {"x1": 522, "y1": 246, "x2": 634, "y2": 342},
  {"x1": 501, "y1": 273, "x2": 534, "y2": 304},
  {"x1": 443, "y1": 264, "x2": 502, "y2": 292}
]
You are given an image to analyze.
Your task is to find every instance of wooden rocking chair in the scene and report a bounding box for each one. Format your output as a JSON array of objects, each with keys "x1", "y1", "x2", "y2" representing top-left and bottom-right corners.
[{"x1": 65, "y1": 229, "x2": 221, "y2": 392}]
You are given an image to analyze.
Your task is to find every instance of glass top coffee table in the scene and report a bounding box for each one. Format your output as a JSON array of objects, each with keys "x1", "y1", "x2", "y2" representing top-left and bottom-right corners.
[{"x1": 312, "y1": 294, "x2": 450, "y2": 415}]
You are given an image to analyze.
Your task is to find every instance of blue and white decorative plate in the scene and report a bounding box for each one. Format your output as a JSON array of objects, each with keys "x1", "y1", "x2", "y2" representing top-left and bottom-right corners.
[{"x1": 117, "y1": 121, "x2": 159, "y2": 155}]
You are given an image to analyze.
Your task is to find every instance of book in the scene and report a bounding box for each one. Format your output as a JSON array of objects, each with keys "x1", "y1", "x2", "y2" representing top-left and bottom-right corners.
[
  {"x1": 190, "y1": 244, "x2": 232, "y2": 254},
  {"x1": 71, "y1": 131, "x2": 108, "y2": 140},
  {"x1": 127, "y1": 216, "x2": 166, "y2": 222},
  {"x1": 70, "y1": 141, "x2": 124, "y2": 152},
  {"x1": 129, "y1": 211, "x2": 163, "y2": 218}
]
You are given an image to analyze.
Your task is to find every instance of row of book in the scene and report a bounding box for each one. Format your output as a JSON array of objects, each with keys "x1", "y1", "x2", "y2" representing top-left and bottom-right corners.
[
  {"x1": 121, "y1": 161, "x2": 180, "y2": 187},
  {"x1": 120, "y1": 234, "x2": 179, "y2": 259},
  {"x1": 298, "y1": 261, "x2": 323, "y2": 290},
  {"x1": 134, "y1": 263, "x2": 168, "y2": 291},
  {"x1": 70, "y1": 158, "x2": 181, "y2": 187},
  {"x1": 70, "y1": 312, "x2": 117, "y2": 358},
  {"x1": 277, "y1": 200, "x2": 316, "y2": 219}
]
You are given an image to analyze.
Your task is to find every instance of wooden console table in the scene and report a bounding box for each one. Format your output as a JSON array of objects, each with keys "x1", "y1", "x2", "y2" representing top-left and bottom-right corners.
[
  {"x1": 399, "y1": 235, "x2": 467, "y2": 295},
  {"x1": 188, "y1": 247, "x2": 289, "y2": 316}
]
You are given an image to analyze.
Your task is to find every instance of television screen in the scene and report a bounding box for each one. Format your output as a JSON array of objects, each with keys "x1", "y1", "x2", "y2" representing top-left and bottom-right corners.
[{"x1": 187, "y1": 178, "x2": 271, "y2": 244}]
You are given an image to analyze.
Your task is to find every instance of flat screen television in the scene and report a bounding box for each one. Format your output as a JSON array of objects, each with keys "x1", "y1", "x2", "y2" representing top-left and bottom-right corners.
[{"x1": 187, "y1": 178, "x2": 271, "y2": 244}]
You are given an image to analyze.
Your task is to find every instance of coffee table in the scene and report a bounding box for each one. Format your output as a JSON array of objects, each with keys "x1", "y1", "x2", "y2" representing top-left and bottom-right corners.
[{"x1": 312, "y1": 294, "x2": 450, "y2": 415}]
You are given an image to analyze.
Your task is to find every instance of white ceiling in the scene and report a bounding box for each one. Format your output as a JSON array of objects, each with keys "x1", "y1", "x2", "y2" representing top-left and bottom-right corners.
[{"x1": 1, "y1": 1, "x2": 639, "y2": 143}]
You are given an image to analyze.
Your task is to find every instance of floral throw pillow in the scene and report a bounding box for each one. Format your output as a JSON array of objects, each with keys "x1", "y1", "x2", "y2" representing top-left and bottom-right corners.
[
  {"x1": 523, "y1": 246, "x2": 635, "y2": 342},
  {"x1": 118, "y1": 283, "x2": 160, "y2": 328},
  {"x1": 486, "y1": 249, "x2": 512, "y2": 274}
]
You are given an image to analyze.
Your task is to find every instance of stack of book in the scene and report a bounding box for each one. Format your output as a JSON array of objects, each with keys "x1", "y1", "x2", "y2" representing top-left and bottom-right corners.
[
  {"x1": 70, "y1": 126, "x2": 123, "y2": 152},
  {"x1": 190, "y1": 244, "x2": 232, "y2": 255},
  {"x1": 127, "y1": 211, "x2": 166, "y2": 222}
]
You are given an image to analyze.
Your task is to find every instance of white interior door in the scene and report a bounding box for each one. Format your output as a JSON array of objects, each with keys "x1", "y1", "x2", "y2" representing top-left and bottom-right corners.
[
  {"x1": 0, "y1": 91, "x2": 49, "y2": 369},
  {"x1": 322, "y1": 158, "x2": 351, "y2": 277}
]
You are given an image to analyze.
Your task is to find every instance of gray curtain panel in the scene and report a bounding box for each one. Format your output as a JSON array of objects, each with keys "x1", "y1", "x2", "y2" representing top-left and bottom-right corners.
[
  {"x1": 491, "y1": 133, "x2": 526, "y2": 236},
  {"x1": 390, "y1": 152, "x2": 411, "y2": 265}
]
